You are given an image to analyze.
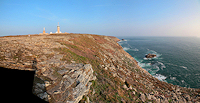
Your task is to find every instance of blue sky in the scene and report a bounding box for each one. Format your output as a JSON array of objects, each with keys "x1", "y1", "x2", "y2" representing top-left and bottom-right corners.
[{"x1": 0, "y1": 0, "x2": 200, "y2": 36}]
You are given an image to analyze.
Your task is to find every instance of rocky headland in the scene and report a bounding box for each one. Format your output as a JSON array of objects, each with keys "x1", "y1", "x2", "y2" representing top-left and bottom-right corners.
[{"x1": 0, "y1": 33, "x2": 200, "y2": 103}]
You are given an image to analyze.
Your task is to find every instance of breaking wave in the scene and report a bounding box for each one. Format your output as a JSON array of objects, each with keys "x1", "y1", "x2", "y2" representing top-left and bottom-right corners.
[
  {"x1": 135, "y1": 57, "x2": 167, "y2": 82},
  {"x1": 123, "y1": 47, "x2": 130, "y2": 51},
  {"x1": 154, "y1": 74, "x2": 167, "y2": 82},
  {"x1": 123, "y1": 47, "x2": 139, "y2": 51}
]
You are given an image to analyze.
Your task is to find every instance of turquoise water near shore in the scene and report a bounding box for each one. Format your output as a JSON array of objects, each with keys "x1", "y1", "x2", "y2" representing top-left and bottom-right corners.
[{"x1": 118, "y1": 37, "x2": 200, "y2": 88}]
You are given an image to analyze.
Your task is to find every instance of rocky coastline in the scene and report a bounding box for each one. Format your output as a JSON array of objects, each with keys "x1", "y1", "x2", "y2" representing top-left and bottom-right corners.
[{"x1": 0, "y1": 34, "x2": 199, "y2": 102}]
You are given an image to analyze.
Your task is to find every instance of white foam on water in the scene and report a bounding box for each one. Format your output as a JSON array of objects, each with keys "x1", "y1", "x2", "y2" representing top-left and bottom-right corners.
[
  {"x1": 180, "y1": 66, "x2": 188, "y2": 70},
  {"x1": 138, "y1": 62, "x2": 151, "y2": 68},
  {"x1": 129, "y1": 48, "x2": 167, "y2": 82},
  {"x1": 157, "y1": 61, "x2": 164, "y2": 65},
  {"x1": 170, "y1": 77, "x2": 176, "y2": 80},
  {"x1": 157, "y1": 61, "x2": 166, "y2": 70},
  {"x1": 135, "y1": 58, "x2": 151, "y2": 68},
  {"x1": 147, "y1": 48, "x2": 157, "y2": 53},
  {"x1": 118, "y1": 42, "x2": 122, "y2": 45},
  {"x1": 152, "y1": 62, "x2": 164, "y2": 71},
  {"x1": 155, "y1": 65, "x2": 160, "y2": 70},
  {"x1": 143, "y1": 57, "x2": 152, "y2": 60},
  {"x1": 118, "y1": 40, "x2": 127, "y2": 45},
  {"x1": 143, "y1": 58, "x2": 148, "y2": 60},
  {"x1": 147, "y1": 63, "x2": 151, "y2": 66},
  {"x1": 117, "y1": 41, "x2": 124, "y2": 45},
  {"x1": 131, "y1": 48, "x2": 139, "y2": 51},
  {"x1": 153, "y1": 74, "x2": 167, "y2": 82},
  {"x1": 138, "y1": 62, "x2": 144, "y2": 67},
  {"x1": 161, "y1": 65, "x2": 166, "y2": 70},
  {"x1": 181, "y1": 80, "x2": 185, "y2": 83},
  {"x1": 138, "y1": 60, "x2": 167, "y2": 82},
  {"x1": 123, "y1": 47, "x2": 130, "y2": 51},
  {"x1": 123, "y1": 47, "x2": 139, "y2": 52},
  {"x1": 154, "y1": 54, "x2": 162, "y2": 59}
]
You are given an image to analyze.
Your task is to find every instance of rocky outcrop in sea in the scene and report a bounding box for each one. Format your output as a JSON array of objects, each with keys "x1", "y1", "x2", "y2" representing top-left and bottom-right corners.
[{"x1": 145, "y1": 53, "x2": 157, "y2": 58}]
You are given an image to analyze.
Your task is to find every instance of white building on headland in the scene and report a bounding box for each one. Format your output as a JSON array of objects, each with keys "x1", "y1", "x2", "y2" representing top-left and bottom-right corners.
[{"x1": 39, "y1": 22, "x2": 69, "y2": 35}]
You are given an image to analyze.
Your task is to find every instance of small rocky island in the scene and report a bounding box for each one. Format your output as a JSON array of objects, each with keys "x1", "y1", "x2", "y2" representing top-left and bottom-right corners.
[{"x1": 145, "y1": 53, "x2": 156, "y2": 58}]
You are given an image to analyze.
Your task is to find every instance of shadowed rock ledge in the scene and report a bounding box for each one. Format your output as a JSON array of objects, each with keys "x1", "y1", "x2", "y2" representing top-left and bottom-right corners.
[
  {"x1": 0, "y1": 34, "x2": 199, "y2": 102},
  {"x1": 33, "y1": 63, "x2": 96, "y2": 102}
]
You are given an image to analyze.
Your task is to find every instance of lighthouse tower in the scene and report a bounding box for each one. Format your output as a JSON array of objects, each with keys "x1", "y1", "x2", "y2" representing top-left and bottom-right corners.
[
  {"x1": 43, "y1": 27, "x2": 46, "y2": 34},
  {"x1": 39, "y1": 27, "x2": 49, "y2": 35},
  {"x1": 56, "y1": 22, "x2": 61, "y2": 33}
]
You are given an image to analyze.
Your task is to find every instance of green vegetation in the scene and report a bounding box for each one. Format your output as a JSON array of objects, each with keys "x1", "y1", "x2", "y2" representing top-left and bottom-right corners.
[
  {"x1": 60, "y1": 42, "x2": 80, "y2": 50},
  {"x1": 54, "y1": 48, "x2": 89, "y2": 63}
]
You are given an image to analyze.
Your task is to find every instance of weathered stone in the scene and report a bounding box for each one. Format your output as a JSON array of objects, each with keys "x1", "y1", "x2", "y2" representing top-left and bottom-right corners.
[
  {"x1": 140, "y1": 93, "x2": 146, "y2": 102},
  {"x1": 147, "y1": 94, "x2": 152, "y2": 100},
  {"x1": 104, "y1": 66, "x2": 108, "y2": 70},
  {"x1": 112, "y1": 72, "x2": 117, "y2": 77},
  {"x1": 58, "y1": 69, "x2": 69, "y2": 75},
  {"x1": 123, "y1": 84, "x2": 128, "y2": 90},
  {"x1": 132, "y1": 91, "x2": 136, "y2": 95},
  {"x1": 45, "y1": 81, "x2": 50, "y2": 87},
  {"x1": 129, "y1": 85, "x2": 133, "y2": 90},
  {"x1": 36, "y1": 83, "x2": 45, "y2": 90}
]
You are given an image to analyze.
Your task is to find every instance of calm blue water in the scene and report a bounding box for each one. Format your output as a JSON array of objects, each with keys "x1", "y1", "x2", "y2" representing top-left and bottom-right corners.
[{"x1": 118, "y1": 37, "x2": 200, "y2": 88}]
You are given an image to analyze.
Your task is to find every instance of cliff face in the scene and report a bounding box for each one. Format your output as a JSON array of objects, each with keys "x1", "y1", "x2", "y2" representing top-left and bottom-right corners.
[{"x1": 0, "y1": 34, "x2": 199, "y2": 102}]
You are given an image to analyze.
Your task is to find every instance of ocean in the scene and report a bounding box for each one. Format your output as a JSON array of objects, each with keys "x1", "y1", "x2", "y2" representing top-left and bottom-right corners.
[{"x1": 117, "y1": 37, "x2": 200, "y2": 88}]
